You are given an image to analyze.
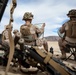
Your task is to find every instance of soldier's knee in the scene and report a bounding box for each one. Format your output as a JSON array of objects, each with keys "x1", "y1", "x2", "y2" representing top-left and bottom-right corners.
[
  {"x1": 58, "y1": 39, "x2": 63, "y2": 46},
  {"x1": 58, "y1": 39, "x2": 62, "y2": 43},
  {"x1": 43, "y1": 42, "x2": 48, "y2": 52}
]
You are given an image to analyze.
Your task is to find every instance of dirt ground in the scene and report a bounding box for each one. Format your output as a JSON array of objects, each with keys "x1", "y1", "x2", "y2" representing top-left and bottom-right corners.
[{"x1": 0, "y1": 41, "x2": 76, "y2": 75}]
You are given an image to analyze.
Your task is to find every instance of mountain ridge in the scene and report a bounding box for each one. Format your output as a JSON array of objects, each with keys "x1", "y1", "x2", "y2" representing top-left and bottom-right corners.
[{"x1": 44, "y1": 36, "x2": 60, "y2": 41}]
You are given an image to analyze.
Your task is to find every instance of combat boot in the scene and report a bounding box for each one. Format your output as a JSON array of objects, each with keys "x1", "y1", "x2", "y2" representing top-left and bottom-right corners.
[{"x1": 61, "y1": 50, "x2": 66, "y2": 60}]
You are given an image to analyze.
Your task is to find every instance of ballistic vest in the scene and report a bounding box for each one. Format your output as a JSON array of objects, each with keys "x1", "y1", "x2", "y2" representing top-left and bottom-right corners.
[
  {"x1": 66, "y1": 21, "x2": 76, "y2": 38},
  {"x1": 20, "y1": 24, "x2": 37, "y2": 41}
]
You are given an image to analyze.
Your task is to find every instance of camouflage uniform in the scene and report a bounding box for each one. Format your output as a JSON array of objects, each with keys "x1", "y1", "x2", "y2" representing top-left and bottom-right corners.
[
  {"x1": 58, "y1": 9, "x2": 76, "y2": 59},
  {"x1": 13, "y1": 29, "x2": 19, "y2": 35},
  {"x1": 20, "y1": 12, "x2": 48, "y2": 51},
  {"x1": 2, "y1": 25, "x2": 13, "y2": 45}
]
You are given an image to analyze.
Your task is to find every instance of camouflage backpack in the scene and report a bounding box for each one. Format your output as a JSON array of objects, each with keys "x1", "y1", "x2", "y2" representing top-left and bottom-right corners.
[{"x1": 66, "y1": 21, "x2": 76, "y2": 38}]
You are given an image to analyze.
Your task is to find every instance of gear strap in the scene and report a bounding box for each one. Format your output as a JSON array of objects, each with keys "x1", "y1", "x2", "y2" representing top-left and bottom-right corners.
[
  {"x1": 5, "y1": 29, "x2": 14, "y2": 75},
  {"x1": 44, "y1": 52, "x2": 52, "y2": 64},
  {"x1": 33, "y1": 46, "x2": 71, "y2": 75},
  {"x1": 5, "y1": 0, "x2": 17, "y2": 75}
]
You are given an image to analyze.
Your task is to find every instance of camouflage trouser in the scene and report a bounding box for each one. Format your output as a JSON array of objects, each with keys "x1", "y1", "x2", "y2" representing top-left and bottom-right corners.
[
  {"x1": 35, "y1": 38, "x2": 48, "y2": 52},
  {"x1": 58, "y1": 39, "x2": 68, "y2": 52},
  {"x1": 24, "y1": 38, "x2": 48, "y2": 52},
  {"x1": 58, "y1": 38, "x2": 76, "y2": 53}
]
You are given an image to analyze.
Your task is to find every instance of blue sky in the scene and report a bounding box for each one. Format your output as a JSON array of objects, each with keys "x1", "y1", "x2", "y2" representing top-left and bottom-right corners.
[{"x1": 0, "y1": 0, "x2": 76, "y2": 36}]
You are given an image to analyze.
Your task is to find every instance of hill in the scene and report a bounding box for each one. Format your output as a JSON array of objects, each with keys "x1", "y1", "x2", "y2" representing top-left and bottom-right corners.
[{"x1": 45, "y1": 36, "x2": 60, "y2": 41}]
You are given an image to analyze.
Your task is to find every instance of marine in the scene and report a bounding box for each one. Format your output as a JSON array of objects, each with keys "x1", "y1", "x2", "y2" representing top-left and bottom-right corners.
[
  {"x1": 58, "y1": 9, "x2": 76, "y2": 59},
  {"x1": 20, "y1": 12, "x2": 48, "y2": 51}
]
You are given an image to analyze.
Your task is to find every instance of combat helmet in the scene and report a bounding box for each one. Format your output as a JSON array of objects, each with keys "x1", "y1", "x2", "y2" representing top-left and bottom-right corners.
[
  {"x1": 67, "y1": 9, "x2": 76, "y2": 17},
  {"x1": 22, "y1": 12, "x2": 33, "y2": 20}
]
